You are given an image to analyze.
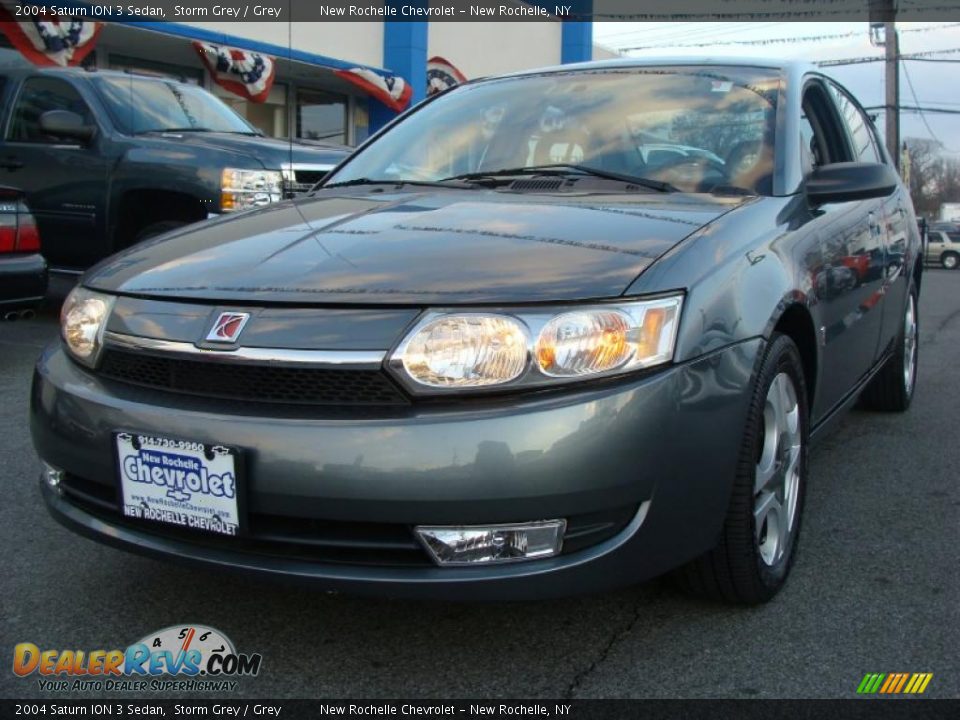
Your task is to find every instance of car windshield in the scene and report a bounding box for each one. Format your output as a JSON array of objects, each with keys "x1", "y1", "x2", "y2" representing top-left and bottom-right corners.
[
  {"x1": 94, "y1": 76, "x2": 257, "y2": 135},
  {"x1": 329, "y1": 66, "x2": 781, "y2": 195}
]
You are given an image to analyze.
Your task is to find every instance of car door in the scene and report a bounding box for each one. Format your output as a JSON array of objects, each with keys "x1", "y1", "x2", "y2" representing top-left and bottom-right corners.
[
  {"x1": 799, "y1": 78, "x2": 888, "y2": 418},
  {"x1": 2, "y1": 75, "x2": 108, "y2": 268},
  {"x1": 828, "y1": 81, "x2": 911, "y2": 357}
]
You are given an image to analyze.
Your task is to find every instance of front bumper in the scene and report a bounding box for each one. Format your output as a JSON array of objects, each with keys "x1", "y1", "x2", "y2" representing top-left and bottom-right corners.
[
  {"x1": 32, "y1": 339, "x2": 762, "y2": 599},
  {"x1": 0, "y1": 252, "x2": 47, "y2": 309}
]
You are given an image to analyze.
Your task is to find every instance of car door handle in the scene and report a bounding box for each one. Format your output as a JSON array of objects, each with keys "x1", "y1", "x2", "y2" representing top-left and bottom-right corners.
[{"x1": 0, "y1": 157, "x2": 23, "y2": 170}]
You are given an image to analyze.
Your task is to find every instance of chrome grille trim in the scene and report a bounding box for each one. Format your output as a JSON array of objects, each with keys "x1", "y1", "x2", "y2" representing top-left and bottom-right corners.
[{"x1": 102, "y1": 331, "x2": 386, "y2": 369}]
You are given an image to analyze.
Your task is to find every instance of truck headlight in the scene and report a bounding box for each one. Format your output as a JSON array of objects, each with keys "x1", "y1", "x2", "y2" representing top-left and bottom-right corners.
[
  {"x1": 60, "y1": 286, "x2": 115, "y2": 368},
  {"x1": 389, "y1": 295, "x2": 683, "y2": 394},
  {"x1": 221, "y1": 168, "x2": 283, "y2": 212}
]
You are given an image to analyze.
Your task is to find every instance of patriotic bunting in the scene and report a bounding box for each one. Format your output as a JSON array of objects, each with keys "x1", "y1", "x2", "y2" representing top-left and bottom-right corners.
[
  {"x1": 335, "y1": 67, "x2": 412, "y2": 113},
  {"x1": 193, "y1": 41, "x2": 277, "y2": 103},
  {"x1": 427, "y1": 56, "x2": 467, "y2": 97},
  {"x1": 0, "y1": 1, "x2": 101, "y2": 67}
]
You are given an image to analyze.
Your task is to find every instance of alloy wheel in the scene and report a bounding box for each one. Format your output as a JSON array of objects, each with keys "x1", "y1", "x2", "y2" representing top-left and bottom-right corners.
[
  {"x1": 903, "y1": 293, "x2": 918, "y2": 396},
  {"x1": 754, "y1": 372, "x2": 802, "y2": 567}
]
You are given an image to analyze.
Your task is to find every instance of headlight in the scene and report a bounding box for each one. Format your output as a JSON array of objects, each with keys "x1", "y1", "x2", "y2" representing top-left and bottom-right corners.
[
  {"x1": 221, "y1": 168, "x2": 283, "y2": 212},
  {"x1": 60, "y1": 286, "x2": 115, "y2": 368},
  {"x1": 400, "y1": 315, "x2": 529, "y2": 388},
  {"x1": 389, "y1": 295, "x2": 683, "y2": 394}
]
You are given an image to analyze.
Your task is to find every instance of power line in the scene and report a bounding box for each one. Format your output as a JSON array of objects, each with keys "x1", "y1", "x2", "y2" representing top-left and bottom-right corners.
[
  {"x1": 618, "y1": 22, "x2": 960, "y2": 52},
  {"x1": 901, "y1": 62, "x2": 960, "y2": 152},
  {"x1": 864, "y1": 105, "x2": 960, "y2": 115},
  {"x1": 819, "y1": 48, "x2": 960, "y2": 66}
]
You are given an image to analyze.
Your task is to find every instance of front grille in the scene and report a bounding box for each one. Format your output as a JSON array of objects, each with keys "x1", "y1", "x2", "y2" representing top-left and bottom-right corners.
[
  {"x1": 58, "y1": 473, "x2": 639, "y2": 569},
  {"x1": 98, "y1": 349, "x2": 409, "y2": 406},
  {"x1": 59, "y1": 474, "x2": 430, "y2": 567},
  {"x1": 283, "y1": 169, "x2": 330, "y2": 196}
]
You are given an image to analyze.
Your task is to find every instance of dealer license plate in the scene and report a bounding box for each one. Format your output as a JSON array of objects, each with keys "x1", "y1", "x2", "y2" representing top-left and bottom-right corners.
[{"x1": 115, "y1": 432, "x2": 241, "y2": 537}]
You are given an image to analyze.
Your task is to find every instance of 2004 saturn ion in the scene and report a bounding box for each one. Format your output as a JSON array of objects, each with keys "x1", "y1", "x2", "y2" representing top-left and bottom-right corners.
[{"x1": 32, "y1": 59, "x2": 922, "y2": 603}]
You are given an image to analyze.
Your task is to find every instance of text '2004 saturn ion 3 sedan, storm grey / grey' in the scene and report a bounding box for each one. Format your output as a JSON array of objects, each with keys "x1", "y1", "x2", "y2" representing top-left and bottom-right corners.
[{"x1": 31, "y1": 59, "x2": 922, "y2": 603}]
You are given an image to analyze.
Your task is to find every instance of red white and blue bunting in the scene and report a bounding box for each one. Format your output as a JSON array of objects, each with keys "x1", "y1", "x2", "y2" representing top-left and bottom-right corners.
[
  {"x1": 427, "y1": 56, "x2": 467, "y2": 96},
  {"x1": 335, "y1": 67, "x2": 412, "y2": 113},
  {"x1": 0, "y1": 2, "x2": 102, "y2": 67},
  {"x1": 193, "y1": 41, "x2": 277, "y2": 103}
]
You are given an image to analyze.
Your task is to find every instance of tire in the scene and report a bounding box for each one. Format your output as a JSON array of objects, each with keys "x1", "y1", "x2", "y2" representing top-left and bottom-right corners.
[
  {"x1": 134, "y1": 220, "x2": 188, "y2": 244},
  {"x1": 860, "y1": 288, "x2": 918, "y2": 412},
  {"x1": 941, "y1": 252, "x2": 959, "y2": 270},
  {"x1": 675, "y1": 333, "x2": 809, "y2": 604}
]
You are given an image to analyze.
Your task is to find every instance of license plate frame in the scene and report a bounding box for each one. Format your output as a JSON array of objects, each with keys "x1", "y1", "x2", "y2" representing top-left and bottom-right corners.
[{"x1": 114, "y1": 431, "x2": 246, "y2": 538}]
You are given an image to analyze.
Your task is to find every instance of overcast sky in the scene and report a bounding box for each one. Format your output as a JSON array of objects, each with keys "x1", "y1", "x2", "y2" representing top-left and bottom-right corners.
[{"x1": 594, "y1": 22, "x2": 960, "y2": 155}]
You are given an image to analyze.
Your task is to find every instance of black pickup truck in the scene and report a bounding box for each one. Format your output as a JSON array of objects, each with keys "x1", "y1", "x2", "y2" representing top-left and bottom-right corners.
[{"x1": 0, "y1": 67, "x2": 349, "y2": 269}]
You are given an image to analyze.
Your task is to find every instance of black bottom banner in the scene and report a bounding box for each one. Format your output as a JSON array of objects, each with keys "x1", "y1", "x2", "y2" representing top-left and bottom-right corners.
[{"x1": 3, "y1": 699, "x2": 959, "y2": 720}]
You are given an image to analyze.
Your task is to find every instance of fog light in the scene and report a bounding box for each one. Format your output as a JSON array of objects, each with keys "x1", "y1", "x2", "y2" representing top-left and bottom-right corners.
[
  {"x1": 415, "y1": 520, "x2": 566, "y2": 565},
  {"x1": 42, "y1": 463, "x2": 63, "y2": 490}
]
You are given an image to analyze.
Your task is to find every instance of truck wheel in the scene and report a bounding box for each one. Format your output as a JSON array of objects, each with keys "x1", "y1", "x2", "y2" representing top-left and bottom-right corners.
[
  {"x1": 860, "y1": 288, "x2": 918, "y2": 412},
  {"x1": 675, "y1": 333, "x2": 808, "y2": 604},
  {"x1": 942, "y1": 252, "x2": 959, "y2": 270},
  {"x1": 135, "y1": 221, "x2": 188, "y2": 244}
]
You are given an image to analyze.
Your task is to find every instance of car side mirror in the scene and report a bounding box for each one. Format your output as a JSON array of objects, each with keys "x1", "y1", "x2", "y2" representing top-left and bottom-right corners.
[
  {"x1": 39, "y1": 110, "x2": 96, "y2": 144},
  {"x1": 805, "y1": 162, "x2": 898, "y2": 205}
]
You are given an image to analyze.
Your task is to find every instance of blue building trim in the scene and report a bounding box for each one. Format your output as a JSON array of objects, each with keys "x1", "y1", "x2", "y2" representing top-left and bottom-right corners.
[
  {"x1": 561, "y1": 21, "x2": 593, "y2": 65},
  {"x1": 369, "y1": 14, "x2": 428, "y2": 133},
  {"x1": 558, "y1": 0, "x2": 593, "y2": 64}
]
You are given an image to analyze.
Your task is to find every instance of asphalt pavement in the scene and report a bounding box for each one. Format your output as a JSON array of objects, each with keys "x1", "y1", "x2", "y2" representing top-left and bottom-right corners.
[{"x1": 1, "y1": 271, "x2": 958, "y2": 700}]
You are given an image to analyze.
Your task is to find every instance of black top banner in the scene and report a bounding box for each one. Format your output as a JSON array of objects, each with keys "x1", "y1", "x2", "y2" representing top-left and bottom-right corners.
[
  {"x1": 2, "y1": 699, "x2": 960, "y2": 720},
  {"x1": 9, "y1": 0, "x2": 960, "y2": 22}
]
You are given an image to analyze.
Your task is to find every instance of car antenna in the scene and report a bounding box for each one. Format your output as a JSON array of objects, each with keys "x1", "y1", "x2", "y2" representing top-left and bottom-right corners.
[{"x1": 287, "y1": 16, "x2": 293, "y2": 197}]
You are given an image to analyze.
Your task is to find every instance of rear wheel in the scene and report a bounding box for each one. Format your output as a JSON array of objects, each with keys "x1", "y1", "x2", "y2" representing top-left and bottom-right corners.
[
  {"x1": 860, "y1": 289, "x2": 918, "y2": 412},
  {"x1": 676, "y1": 333, "x2": 808, "y2": 604},
  {"x1": 942, "y1": 252, "x2": 959, "y2": 270}
]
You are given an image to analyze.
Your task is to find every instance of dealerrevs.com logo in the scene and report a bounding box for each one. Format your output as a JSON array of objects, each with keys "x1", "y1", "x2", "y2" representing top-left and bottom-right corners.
[{"x1": 13, "y1": 625, "x2": 262, "y2": 693}]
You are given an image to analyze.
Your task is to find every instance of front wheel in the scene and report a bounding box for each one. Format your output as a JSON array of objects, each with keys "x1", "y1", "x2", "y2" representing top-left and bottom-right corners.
[
  {"x1": 860, "y1": 289, "x2": 918, "y2": 412},
  {"x1": 676, "y1": 333, "x2": 808, "y2": 604},
  {"x1": 942, "y1": 252, "x2": 959, "y2": 270}
]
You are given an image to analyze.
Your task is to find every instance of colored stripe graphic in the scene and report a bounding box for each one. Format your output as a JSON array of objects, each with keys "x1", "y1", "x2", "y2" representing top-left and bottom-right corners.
[{"x1": 858, "y1": 673, "x2": 932, "y2": 694}]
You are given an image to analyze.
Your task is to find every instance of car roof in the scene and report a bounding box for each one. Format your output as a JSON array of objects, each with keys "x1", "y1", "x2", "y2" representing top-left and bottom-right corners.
[
  {"x1": 1, "y1": 65, "x2": 191, "y2": 85},
  {"x1": 496, "y1": 56, "x2": 813, "y2": 79}
]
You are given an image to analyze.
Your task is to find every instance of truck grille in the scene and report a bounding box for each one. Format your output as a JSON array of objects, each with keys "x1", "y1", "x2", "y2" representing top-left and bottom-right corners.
[
  {"x1": 282, "y1": 168, "x2": 331, "y2": 196},
  {"x1": 97, "y1": 349, "x2": 409, "y2": 406}
]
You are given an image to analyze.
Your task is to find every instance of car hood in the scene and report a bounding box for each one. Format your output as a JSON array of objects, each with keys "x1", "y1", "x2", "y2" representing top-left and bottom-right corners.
[
  {"x1": 149, "y1": 131, "x2": 349, "y2": 169},
  {"x1": 85, "y1": 188, "x2": 743, "y2": 305}
]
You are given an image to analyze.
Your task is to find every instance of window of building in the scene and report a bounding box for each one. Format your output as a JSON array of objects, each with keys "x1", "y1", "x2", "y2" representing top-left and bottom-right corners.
[
  {"x1": 297, "y1": 88, "x2": 347, "y2": 144},
  {"x1": 213, "y1": 82, "x2": 289, "y2": 138},
  {"x1": 108, "y1": 54, "x2": 203, "y2": 84}
]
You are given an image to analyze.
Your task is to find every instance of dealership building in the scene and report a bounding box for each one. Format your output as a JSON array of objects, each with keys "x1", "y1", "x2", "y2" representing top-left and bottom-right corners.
[{"x1": 0, "y1": 14, "x2": 616, "y2": 146}]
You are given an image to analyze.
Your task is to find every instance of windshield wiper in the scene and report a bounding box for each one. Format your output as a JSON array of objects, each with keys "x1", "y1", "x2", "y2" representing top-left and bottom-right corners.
[
  {"x1": 135, "y1": 127, "x2": 214, "y2": 134},
  {"x1": 321, "y1": 177, "x2": 476, "y2": 190},
  {"x1": 443, "y1": 164, "x2": 677, "y2": 193}
]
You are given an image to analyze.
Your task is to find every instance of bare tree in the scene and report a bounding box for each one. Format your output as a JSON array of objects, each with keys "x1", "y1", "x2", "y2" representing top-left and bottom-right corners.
[{"x1": 904, "y1": 137, "x2": 960, "y2": 219}]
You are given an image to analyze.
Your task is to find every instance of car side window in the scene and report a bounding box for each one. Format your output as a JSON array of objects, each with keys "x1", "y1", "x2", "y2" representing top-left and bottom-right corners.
[
  {"x1": 828, "y1": 82, "x2": 881, "y2": 163},
  {"x1": 800, "y1": 82, "x2": 848, "y2": 172},
  {"x1": 7, "y1": 77, "x2": 93, "y2": 144}
]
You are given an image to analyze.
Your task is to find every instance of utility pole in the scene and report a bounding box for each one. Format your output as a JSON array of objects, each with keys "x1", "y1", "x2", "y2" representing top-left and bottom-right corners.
[
  {"x1": 870, "y1": 1, "x2": 900, "y2": 169},
  {"x1": 884, "y1": 21, "x2": 900, "y2": 170}
]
